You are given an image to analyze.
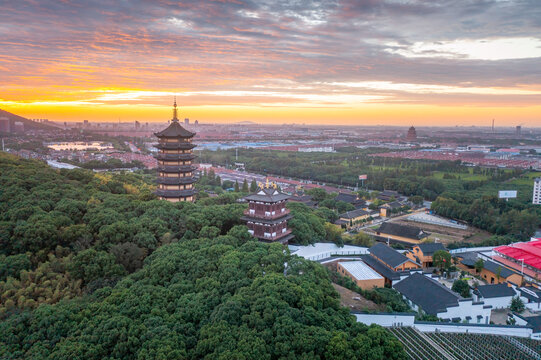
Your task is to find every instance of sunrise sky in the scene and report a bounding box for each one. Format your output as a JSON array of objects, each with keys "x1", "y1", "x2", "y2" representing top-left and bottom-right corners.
[{"x1": 1, "y1": 0, "x2": 541, "y2": 126}]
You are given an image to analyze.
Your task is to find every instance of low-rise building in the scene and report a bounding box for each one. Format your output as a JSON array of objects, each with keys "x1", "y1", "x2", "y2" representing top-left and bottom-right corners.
[
  {"x1": 474, "y1": 284, "x2": 516, "y2": 309},
  {"x1": 369, "y1": 243, "x2": 420, "y2": 272},
  {"x1": 518, "y1": 287, "x2": 541, "y2": 311},
  {"x1": 335, "y1": 208, "x2": 373, "y2": 229},
  {"x1": 378, "y1": 201, "x2": 403, "y2": 217},
  {"x1": 394, "y1": 273, "x2": 491, "y2": 323},
  {"x1": 458, "y1": 254, "x2": 523, "y2": 286},
  {"x1": 334, "y1": 192, "x2": 366, "y2": 209},
  {"x1": 337, "y1": 261, "x2": 385, "y2": 290},
  {"x1": 406, "y1": 243, "x2": 446, "y2": 267},
  {"x1": 375, "y1": 222, "x2": 430, "y2": 245},
  {"x1": 288, "y1": 194, "x2": 318, "y2": 208},
  {"x1": 377, "y1": 190, "x2": 404, "y2": 202}
]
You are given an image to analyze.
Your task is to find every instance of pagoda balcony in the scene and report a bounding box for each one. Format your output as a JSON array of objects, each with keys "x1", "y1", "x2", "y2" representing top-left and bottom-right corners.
[
  {"x1": 157, "y1": 165, "x2": 197, "y2": 173},
  {"x1": 155, "y1": 142, "x2": 196, "y2": 150},
  {"x1": 243, "y1": 208, "x2": 290, "y2": 220},
  {"x1": 157, "y1": 177, "x2": 196, "y2": 185},
  {"x1": 155, "y1": 153, "x2": 196, "y2": 161},
  {"x1": 155, "y1": 189, "x2": 196, "y2": 197},
  {"x1": 258, "y1": 229, "x2": 293, "y2": 242}
]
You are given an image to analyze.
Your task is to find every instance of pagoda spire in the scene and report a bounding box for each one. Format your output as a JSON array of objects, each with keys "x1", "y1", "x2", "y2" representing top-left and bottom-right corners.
[{"x1": 172, "y1": 96, "x2": 179, "y2": 122}]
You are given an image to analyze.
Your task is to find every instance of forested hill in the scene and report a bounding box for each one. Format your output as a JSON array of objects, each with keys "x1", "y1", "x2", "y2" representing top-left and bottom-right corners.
[
  {"x1": 0, "y1": 108, "x2": 57, "y2": 131},
  {"x1": 0, "y1": 153, "x2": 405, "y2": 359}
]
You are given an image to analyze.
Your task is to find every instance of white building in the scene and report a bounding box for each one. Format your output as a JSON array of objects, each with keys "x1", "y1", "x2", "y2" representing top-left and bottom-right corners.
[
  {"x1": 393, "y1": 273, "x2": 491, "y2": 324},
  {"x1": 533, "y1": 177, "x2": 541, "y2": 205},
  {"x1": 474, "y1": 284, "x2": 516, "y2": 309}
]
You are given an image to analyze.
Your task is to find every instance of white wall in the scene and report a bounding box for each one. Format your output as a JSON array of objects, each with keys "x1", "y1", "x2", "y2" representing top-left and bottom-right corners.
[
  {"x1": 353, "y1": 313, "x2": 415, "y2": 327},
  {"x1": 352, "y1": 313, "x2": 533, "y2": 338},
  {"x1": 436, "y1": 300, "x2": 491, "y2": 324},
  {"x1": 414, "y1": 323, "x2": 533, "y2": 338},
  {"x1": 480, "y1": 296, "x2": 513, "y2": 309}
]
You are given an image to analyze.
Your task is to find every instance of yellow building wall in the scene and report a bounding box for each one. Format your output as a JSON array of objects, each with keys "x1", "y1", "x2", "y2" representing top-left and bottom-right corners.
[{"x1": 337, "y1": 263, "x2": 385, "y2": 290}]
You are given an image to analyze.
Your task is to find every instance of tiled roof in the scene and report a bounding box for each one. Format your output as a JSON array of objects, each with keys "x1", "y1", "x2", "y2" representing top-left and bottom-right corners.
[
  {"x1": 377, "y1": 222, "x2": 429, "y2": 241},
  {"x1": 361, "y1": 255, "x2": 402, "y2": 280},
  {"x1": 476, "y1": 284, "x2": 515, "y2": 299},
  {"x1": 369, "y1": 243, "x2": 414, "y2": 268},
  {"x1": 335, "y1": 192, "x2": 357, "y2": 203},
  {"x1": 482, "y1": 260, "x2": 516, "y2": 279},
  {"x1": 339, "y1": 208, "x2": 371, "y2": 220},
  {"x1": 154, "y1": 120, "x2": 195, "y2": 138},
  {"x1": 417, "y1": 243, "x2": 446, "y2": 255},
  {"x1": 393, "y1": 273, "x2": 460, "y2": 316},
  {"x1": 244, "y1": 188, "x2": 290, "y2": 202}
]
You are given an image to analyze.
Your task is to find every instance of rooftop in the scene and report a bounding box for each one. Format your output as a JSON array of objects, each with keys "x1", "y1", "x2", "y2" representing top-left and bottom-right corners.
[
  {"x1": 335, "y1": 192, "x2": 358, "y2": 203},
  {"x1": 339, "y1": 208, "x2": 371, "y2": 220},
  {"x1": 377, "y1": 222, "x2": 429, "y2": 241},
  {"x1": 379, "y1": 201, "x2": 403, "y2": 209},
  {"x1": 494, "y1": 238, "x2": 541, "y2": 271},
  {"x1": 244, "y1": 187, "x2": 290, "y2": 203},
  {"x1": 416, "y1": 242, "x2": 446, "y2": 256},
  {"x1": 339, "y1": 261, "x2": 383, "y2": 281},
  {"x1": 154, "y1": 120, "x2": 195, "y2": 138},
  {"x1": 393, "y1": 273, "x2": 461, "y2": 315},
  {"x1": 475, "y1": 284, "x2": 515, "y2": 299},
  {"x1": 369, "y1": 243, "x2": 416, "y2": 268},
  {"x1": 289, "y1": 242, "x2": 368, "y2": 260},
  {"x1": 482, "y1": 259, "x2": 517, "y2": 279},
  {"x1": 360, "y1": 254, "x2": 403, "y2": 280}
]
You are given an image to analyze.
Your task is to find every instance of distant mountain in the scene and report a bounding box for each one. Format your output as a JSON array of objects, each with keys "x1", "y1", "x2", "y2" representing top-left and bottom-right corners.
[
  {"x1": 0, "y1": 108, "x2": 57, "y2": 131},
  {"x1": 234, "y1": 121, "x2": 257, "y2": 125}
]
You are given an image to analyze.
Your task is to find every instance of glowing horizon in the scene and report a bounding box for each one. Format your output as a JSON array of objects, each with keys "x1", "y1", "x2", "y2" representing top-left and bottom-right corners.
[{"x1": 1, "y1": 1, "x2": 540, "y2": 126}]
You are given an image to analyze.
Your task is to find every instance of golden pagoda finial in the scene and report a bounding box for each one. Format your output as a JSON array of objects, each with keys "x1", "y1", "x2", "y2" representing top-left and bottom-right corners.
[
  {"x1": 172, "y1": 96, "x2": 179, "y2": 122},
  {"x1": 265, "y1": 178, "x2": 270, "y2": 188}
]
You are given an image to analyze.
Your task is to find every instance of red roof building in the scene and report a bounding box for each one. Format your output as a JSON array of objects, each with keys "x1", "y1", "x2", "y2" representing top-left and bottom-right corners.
[
  {"x1": 241, "y1": 181, "x2": 294, "y2": 244},
  {"x1": 493, "y1": 238, "x2": 541, "y2": 279}
]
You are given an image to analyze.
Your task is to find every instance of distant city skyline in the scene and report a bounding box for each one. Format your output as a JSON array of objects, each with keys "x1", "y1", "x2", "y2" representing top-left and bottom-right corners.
[{"x1": 1, "y1": 1, "x2": 540, "y2": 126}]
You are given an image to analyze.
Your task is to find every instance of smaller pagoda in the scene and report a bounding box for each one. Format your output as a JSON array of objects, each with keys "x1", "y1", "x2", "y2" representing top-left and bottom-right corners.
[
  {"x1": 154, "y1": 99, "x2": 197, "y2": 202},
  {"x1": 241, "y1": 179, "x2": 294, "y2": 244}
]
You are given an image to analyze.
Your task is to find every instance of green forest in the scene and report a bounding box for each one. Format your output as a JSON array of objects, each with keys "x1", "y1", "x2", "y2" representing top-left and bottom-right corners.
[{"x1": 0, "y1": 153, "x2": 405, "y2": 359}]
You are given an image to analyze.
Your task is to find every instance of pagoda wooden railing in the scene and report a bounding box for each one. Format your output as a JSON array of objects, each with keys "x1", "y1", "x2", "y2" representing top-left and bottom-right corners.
[{"x1": 243, "y1": 208, "x2": 290, "y2": 219}]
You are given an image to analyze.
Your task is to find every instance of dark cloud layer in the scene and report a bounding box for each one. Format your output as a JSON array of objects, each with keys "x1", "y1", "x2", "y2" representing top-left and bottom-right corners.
[{"x1": 0, "y1": 0, "x2": 540, "y2": 107}]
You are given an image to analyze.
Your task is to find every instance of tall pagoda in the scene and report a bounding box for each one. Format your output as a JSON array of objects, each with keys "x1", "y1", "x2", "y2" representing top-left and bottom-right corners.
[
  {"x1": 406, "y1": 126, "x2": 417, "y2": 141},
  {"x1": 241, "y1": 180, "x2": 294, "y2": 244},
  {"x1": 154, "y1": 99, "x2": 197, "y2": 202}
]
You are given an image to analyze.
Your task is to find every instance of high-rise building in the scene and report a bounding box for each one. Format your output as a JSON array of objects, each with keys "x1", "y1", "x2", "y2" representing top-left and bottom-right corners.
[
  {"x1": 241, "y1": 180, "x2": 294, "y2": 244},
  {"x1": 13, "y1": 121, "x2": 24, "y2": 133},
  {"x1": 406, "y1": 126, "x2": 417, "y2": 141},
  {"x1": 0, "y1": 117, "x2": 10, "y2": 133},
  {"x1": 154, "y1": 99, "x2": 197, "y2": 202},
  {"x1": 184, "y1": 118, "x2": 189, "y2": 125},
  {"x1": 533, "y1": 178, "x2": 541, "y2": 205},
  {"x1": 516, "y1": 126, "x2": 522, "y2": 136}
]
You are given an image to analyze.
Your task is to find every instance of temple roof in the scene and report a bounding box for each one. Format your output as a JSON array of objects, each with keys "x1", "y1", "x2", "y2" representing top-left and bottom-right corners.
[
  {"x1": 244, "y1": 187, "x2": 290, "y2": 202},
  {"x1": 154, "y1": 120, "x2": 195, "y2": 138}
]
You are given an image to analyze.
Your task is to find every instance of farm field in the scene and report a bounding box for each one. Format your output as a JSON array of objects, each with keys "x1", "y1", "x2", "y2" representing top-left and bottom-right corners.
[{"x1": 390, "y1": 327, "x2": 541, "y2": 360}]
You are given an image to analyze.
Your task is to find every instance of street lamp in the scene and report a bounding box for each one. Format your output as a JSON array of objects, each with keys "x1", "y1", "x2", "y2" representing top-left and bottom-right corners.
[{"x1": 519, "y1": 258, "x2": 524, "y2": 275}]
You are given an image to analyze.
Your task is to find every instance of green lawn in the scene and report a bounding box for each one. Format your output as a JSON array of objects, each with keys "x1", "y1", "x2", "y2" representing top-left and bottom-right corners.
[{"x1": 431, "y1": 169, "x2": 489, "y2": 181}]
